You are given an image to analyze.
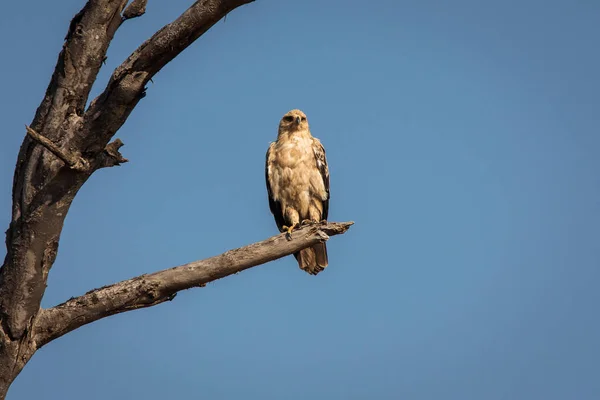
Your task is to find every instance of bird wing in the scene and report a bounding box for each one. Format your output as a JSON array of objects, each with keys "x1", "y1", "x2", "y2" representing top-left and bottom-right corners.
[
  {"x1": 312, "y1": 138, "x2": 330, "y2": 221},
  {"x1": 265, "y1": 142, "x2": 286, "y2": 232}
]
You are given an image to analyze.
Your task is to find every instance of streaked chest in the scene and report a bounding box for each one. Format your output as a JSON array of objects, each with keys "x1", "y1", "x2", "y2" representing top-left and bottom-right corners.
[
  {"x1": 269, "y1": 137, "x2": 324, "y2": 203},
  {"x1": 274, "y1": 136, "x2": 315, "y2": 169}
]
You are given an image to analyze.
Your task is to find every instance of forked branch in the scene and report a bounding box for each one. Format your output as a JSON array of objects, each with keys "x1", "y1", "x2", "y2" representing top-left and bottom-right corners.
[
  {"x1": 1, "y1": 0, "x2": 130, "y2": 342},
  {"x1": 82, "y1": 0, "x2": 255, "y2": 154},
  {"x1": 33, "y1": 221, "x2": 353, "y2": 347},
  {"x1": 0, "y1": 0, "x2": 259, "y2": 397}
]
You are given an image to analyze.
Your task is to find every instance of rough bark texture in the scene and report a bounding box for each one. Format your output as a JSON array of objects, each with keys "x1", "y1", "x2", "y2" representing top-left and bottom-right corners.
[
  {"x1": 0, "y1": 2, "x2": 130, "y2": 393},
  {"x1": 0, "y1": 0, "x2": 290, "y2": 398}
]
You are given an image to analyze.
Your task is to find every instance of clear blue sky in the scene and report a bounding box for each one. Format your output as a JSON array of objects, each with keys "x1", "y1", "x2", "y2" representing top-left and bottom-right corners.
[{"x1": 1, "y1": 0, "x2": 599, "y2": 399}]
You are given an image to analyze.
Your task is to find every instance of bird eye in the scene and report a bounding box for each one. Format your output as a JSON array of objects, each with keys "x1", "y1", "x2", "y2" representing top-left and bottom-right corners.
[
  {"x1": 283, "y1": 116, "x2": 294, "y2": 122},
  {"x1": 301, "y1": 117, "x2": 306, "y2": 121}
]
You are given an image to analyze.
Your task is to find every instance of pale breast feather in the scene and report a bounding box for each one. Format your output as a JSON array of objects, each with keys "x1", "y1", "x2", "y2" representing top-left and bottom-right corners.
[{"x1": 265, "y1": 143, "x2": 286, "y2": 231}]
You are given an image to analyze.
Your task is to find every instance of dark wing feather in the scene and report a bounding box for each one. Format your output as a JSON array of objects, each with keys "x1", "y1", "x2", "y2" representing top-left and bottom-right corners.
[
  {"x1": 265, "y1": 143, "x2": 286, "y2": 232},
  {"x1": 313, "y1": 139, "x2": 330, "y2": 221}
]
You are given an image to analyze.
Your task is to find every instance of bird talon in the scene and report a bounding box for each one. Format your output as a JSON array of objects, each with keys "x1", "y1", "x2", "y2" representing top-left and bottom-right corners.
[{"x1": 284, "y1": 223, "x2": 298, "y2": 240}]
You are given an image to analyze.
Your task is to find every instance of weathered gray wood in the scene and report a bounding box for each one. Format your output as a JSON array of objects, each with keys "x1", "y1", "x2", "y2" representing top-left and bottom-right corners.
[
  {"x1": 0, "y1": 0, "x2": 256, "y2": 398},
  {"x1": 123, "y1": 0, "x2": 148, "y2": 20},
  {"x1": 34, "y1": 221, "x2": 353, "y2": 347},
  {"x1": 25, "y1": 126, "x2": 90, "y2": 171}
]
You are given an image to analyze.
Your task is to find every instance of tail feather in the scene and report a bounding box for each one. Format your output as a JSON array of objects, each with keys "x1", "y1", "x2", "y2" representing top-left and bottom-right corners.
[{"x1": 294, "y1": 243, "x2": 328, "y2": 275}]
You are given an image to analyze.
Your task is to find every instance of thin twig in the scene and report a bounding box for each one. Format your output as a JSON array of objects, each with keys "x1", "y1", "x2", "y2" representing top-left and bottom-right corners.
[{"x1": 25, "y1": 125, "x2": 89, "y2": 171}]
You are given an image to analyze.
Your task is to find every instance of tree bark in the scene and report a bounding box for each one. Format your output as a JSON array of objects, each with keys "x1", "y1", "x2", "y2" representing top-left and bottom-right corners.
[
  {"x1": 34, "y1": 221, "x2": 353, "y2": 347},
  {"x1": 0, "y1": 0, "x2": 273, "y2": 398}
]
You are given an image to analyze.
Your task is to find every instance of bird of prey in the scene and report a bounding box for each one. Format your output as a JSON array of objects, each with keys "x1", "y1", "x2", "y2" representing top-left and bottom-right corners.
[{"x1": 265, "y1": 109, "x2": 330, "y2": 275}]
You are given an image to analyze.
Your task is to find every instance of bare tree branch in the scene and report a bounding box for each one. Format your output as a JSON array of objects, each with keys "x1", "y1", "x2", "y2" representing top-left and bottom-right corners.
[
  {"x1": 81, "y1": 0, "x2": 255, "y2": 154},
  {"x1": 0, "y1": 0, "x2": 256, "y2": 396},
  {"x1": 99, "y1": 138, "x2": 129, "y2": 167},
  {"x1": 1, "y1": 0, "x2": 252, "y2": 343},
  {"x1": 123, "y1": 0, "x2": 148, "y2": 20},
  {"x1": 1, "y1": 0, "x2": 129, "y2": 341},
  {"x1": 0, "y1": 2, "x2": 131, "y2": 394},
  {"x1": 34, "y1": 222, "x2": 353, "y2": 347},
  {"x1": 24, "y1": 126, "x2": 89, "y2": 171}
]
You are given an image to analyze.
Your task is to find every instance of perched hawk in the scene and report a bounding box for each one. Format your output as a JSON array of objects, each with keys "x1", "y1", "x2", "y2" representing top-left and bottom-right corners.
[{"x1": 265, "y1": 109, "x2": 330, "y2": 275}]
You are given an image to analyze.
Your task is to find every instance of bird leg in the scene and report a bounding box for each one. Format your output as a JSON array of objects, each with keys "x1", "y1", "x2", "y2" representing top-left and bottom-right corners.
[
  {"x1": 282, "y1": 223, "x2": 298, "y2": 240},
  {"x1": 283, "y1": 208, "x2": 301, "y2": 240},
  {"x1": 301, "y1": 219, "x2": 317, "y2": 226}
]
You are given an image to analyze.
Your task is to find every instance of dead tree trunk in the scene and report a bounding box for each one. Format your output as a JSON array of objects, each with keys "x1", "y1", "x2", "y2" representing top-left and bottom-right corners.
[{"x1": 0, "y1": 1, "x2": 353, "y2": 398}]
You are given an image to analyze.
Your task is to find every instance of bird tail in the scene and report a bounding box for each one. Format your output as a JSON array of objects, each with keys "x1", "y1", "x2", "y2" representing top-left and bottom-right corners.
[{"x1": 294, "y1": 243, "x2": 328, "y2": 275}]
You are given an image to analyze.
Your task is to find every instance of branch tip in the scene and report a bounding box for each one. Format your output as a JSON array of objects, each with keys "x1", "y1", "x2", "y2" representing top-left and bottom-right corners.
[
  {"x1": 123, "y1": 0, "x2": 148, "y2": 20},
  {"x1": 100, "y1": 138, "x2": 128, "y2": 167}
]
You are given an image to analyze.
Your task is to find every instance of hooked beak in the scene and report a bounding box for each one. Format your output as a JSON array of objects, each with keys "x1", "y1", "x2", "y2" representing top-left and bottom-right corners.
[{"x1": 295, "y1": 116, "x2": 301, "y2": 124}]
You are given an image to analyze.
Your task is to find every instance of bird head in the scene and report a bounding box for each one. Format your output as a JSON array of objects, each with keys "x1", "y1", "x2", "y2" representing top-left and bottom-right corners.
[{"x1": 278, "y1": 109, "x2": 309, "y2": 135}]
